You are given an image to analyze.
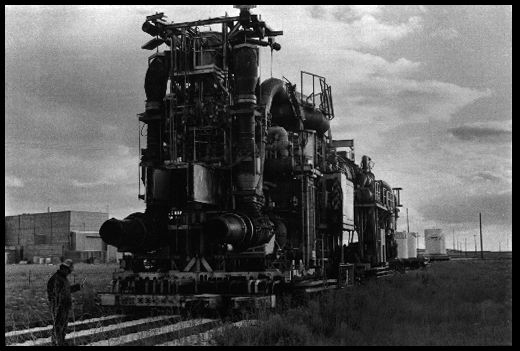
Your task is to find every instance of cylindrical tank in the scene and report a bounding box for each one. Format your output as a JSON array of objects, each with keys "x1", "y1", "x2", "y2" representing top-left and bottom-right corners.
[
  {"x1": 407, "y1": 232, "x2": 417, "y2": 258},
  {"x1": 301, "y1": 105, "x2": 330, "y2": 135},
  {"x1": 395, "y1": 231, "x2": 408, "y2": 259},
  {"x1": 424, "y1": 229, "x2": 446, "y2": 255},
  {"x1": 203, "y1": 212, "x2": 274, "y2": 249},
  {"x1": 144, "y1": 54, "x2": 169, "y2": 110},
  {"x1": 204, "y1": 212, "x2": 254, "y2": 245}
]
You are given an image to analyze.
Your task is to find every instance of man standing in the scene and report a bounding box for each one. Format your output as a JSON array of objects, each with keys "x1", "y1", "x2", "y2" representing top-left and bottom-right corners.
[{"x1": 47, "y1": 259, "x2": 82, "y2": 346}]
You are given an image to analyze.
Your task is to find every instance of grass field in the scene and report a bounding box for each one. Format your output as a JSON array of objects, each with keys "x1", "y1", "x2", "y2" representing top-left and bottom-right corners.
[
  {"x1": 4, "y1": 263, "x2": 119, "y2": 330},
  {"x1": 5, "y1": 259, "x2": 512, "y2": 345},
  {"x1": 214, "y1": 259, "x2": 512, "y2": 346}
]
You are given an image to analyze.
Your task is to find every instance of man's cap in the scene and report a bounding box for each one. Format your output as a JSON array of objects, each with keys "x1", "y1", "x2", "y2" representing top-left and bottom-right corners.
[{"x1": 60, "y1": 259, "x2": 74, "y2": 270}]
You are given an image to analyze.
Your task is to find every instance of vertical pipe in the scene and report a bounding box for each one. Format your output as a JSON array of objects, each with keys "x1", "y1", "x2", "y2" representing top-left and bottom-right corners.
[
  {"x1": 50, "y1": 212, "x2": 53, "y2": 244},
  {"x1": 479, "y1": 212, "x2": 484, "y2": 259},
  {"x1": 312, "y1": 76, "x2": 315, "y2": 106},
  {"x1": 374, "y1": 207, "x2": 378, "y2": 263},
  {"x1": 301, "y1": 147, "x2": 307, "y2": 267},
  {"x1": 321, "y1": 235, "x2": 324, "y2": 278},
  {"x1": 222, "y1": 22, "x2": 227, "y2": 71},
  {"x1": 138, "y1": 120, "x2": 141, "y2": 197},
  {"x1": 340, "y1": 231, "x2": 344, "y2": 263},
  {"x1": 170, "y1": 35, "x2": 176, "y2": 163},
  {"x1": 300, "y1": 71, "x2": 303, "y2": 105},
  {"x1": 452, "y1": 229, "x2": 455, "y2": 250}
]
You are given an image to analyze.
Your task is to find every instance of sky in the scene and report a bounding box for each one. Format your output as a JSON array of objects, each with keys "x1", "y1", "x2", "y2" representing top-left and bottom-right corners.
[{"x1": 5, "y1": 5, "x2": 512, "y2": 251}]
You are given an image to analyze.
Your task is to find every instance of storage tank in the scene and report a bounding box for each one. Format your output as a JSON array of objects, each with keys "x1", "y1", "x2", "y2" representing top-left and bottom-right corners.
[
  {"x1": 407, "y1": 232, "x2": 417, "y2": 258},
  {"x1": 425, "y1": 229, "x2": 446, "y2": 255},
  {"x1": 395, "y1": 231, "x2": 408, "y2": 259}
]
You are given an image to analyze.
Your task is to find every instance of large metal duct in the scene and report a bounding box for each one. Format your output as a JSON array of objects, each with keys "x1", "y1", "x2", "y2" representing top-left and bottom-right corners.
[
  {"x1": 233, "y1": 44, "x2": 259, "y2": 105},
  {"x1": 203, "y1": 212, "x2": 276, "y2": 249},
  {"x1": 233, "y1": 43, "x2": 260, "y2": 197},
  {"x1": 100, "y1": 212, "x2": 159, "y2": 252},
  {"x1": 204, "y1": 212, "x2": 254, "y2": 245},
  {"x1": 144, "y1": 55, "x2": 169, "y2": 162},
  {"x1": 259, "y1": 78, "x2": 297, "y2": 131}
]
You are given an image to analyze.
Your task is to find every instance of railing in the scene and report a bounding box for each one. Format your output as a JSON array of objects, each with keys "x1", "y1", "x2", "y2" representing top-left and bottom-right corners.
[{"x1": 300, "y1": 71, "x2": 334, "y2": 120}]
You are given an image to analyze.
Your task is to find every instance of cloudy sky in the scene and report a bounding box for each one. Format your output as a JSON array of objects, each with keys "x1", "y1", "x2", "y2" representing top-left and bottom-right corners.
[{"x1": 5, "y1": 5, "x2": 512, "y2": 251}]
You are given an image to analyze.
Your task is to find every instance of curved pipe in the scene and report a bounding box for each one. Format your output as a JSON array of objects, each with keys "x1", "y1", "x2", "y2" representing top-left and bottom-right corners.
[
  {"x1": 100, "y1": 212, "x2": 158, "y2": 252},
  {"x1": 259, "y1": 78, "x2": 330, "y2": 134},
  {"x1": 259, "y1": 78, "x2": 297, "y2": 131}
]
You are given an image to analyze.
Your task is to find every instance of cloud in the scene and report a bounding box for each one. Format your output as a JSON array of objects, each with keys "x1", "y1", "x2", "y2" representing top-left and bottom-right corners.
[
  {"x1": 6, "y1": 176, "x2": 24, "y2": 188},
  {"x1": 304, "y1": 5, "x2": 423, "y2": 49},
  {"x1": 449, "y1": 125, "x2": 512, "y2": 142},
  {"x1": 347, "y1": 74, "x2": 492, "y2": 123},
  {"x1": 5, "y1": 141, "x2": 142, "y2": 217},
  {"x1": 418, "y1": 191, "x2": 512, "y2": 226},
  {"x1": 431, "y1": 27, "x2": 460, "y2": 40},
  {"x1": 469, "y1": 172, "x2": 503, "y2": 183}
]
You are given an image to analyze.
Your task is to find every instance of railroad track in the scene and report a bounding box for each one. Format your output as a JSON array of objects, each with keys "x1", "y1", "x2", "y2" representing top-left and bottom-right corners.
[{"x1": 5, "y1": 314, "x2": 257, "y2": 346}]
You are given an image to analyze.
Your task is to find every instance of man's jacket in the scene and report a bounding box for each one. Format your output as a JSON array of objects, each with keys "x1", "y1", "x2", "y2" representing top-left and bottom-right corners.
[{"x1": 47, "y1": 268, "x2": 80, "y2": 310}]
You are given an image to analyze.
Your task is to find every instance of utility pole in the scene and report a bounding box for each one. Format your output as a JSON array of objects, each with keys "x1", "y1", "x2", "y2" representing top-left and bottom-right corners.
[
  {"x1": 452, "y1": 229, "x2": 455, "y2": 250},
  {"x1": 474, "y1": 234, "x2": 477, "y2": 257},
  {"x1": 49, "y1": 209, "x2": 53, "y2": 244},
  {"x1": 479, "y1": 212, "x2": 484, "y2": 259},
  {"x1": 464, "y1": 237, "x2": 467, "y2": 257},
  {"x1": 406, "y1": 208, "x2": 410, "y2": 233}
]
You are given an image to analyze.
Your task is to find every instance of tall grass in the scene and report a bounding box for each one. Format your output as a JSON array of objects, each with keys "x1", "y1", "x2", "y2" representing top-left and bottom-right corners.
[
  {"x1": 214, "y1": 260, "x2": 512, "y2": 346},
  {"x1": 4, "y1": 263, "x2": 118, "y2": 330}
]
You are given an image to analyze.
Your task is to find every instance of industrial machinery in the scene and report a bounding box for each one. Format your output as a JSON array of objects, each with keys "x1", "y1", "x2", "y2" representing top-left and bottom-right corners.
[{"x1": 99, "y1": 6, "x2": 402, "y2": 311}]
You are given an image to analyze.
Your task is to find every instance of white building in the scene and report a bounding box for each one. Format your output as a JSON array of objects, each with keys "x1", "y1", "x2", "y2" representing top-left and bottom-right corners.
[
  {"x1": 395, "y1": 231, "x2": 408, "y2": 259},
  {"x1": 425, "y1": 229, "x2": 446, "y2": 255},
  {"x1": 407, "y1": 232, "x2": 418, "y2": 258}
]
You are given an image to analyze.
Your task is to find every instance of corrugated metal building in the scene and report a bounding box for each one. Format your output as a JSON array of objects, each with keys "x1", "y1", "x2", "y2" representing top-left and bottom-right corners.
[{"x1": 4, "y1": 210, "x2": 115, "y2": 263}]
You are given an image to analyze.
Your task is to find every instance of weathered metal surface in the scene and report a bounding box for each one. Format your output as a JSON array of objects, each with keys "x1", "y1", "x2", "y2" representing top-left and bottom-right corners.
[{"x1": 98, "y1": 5, "x2": 403, "y2": 309}]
